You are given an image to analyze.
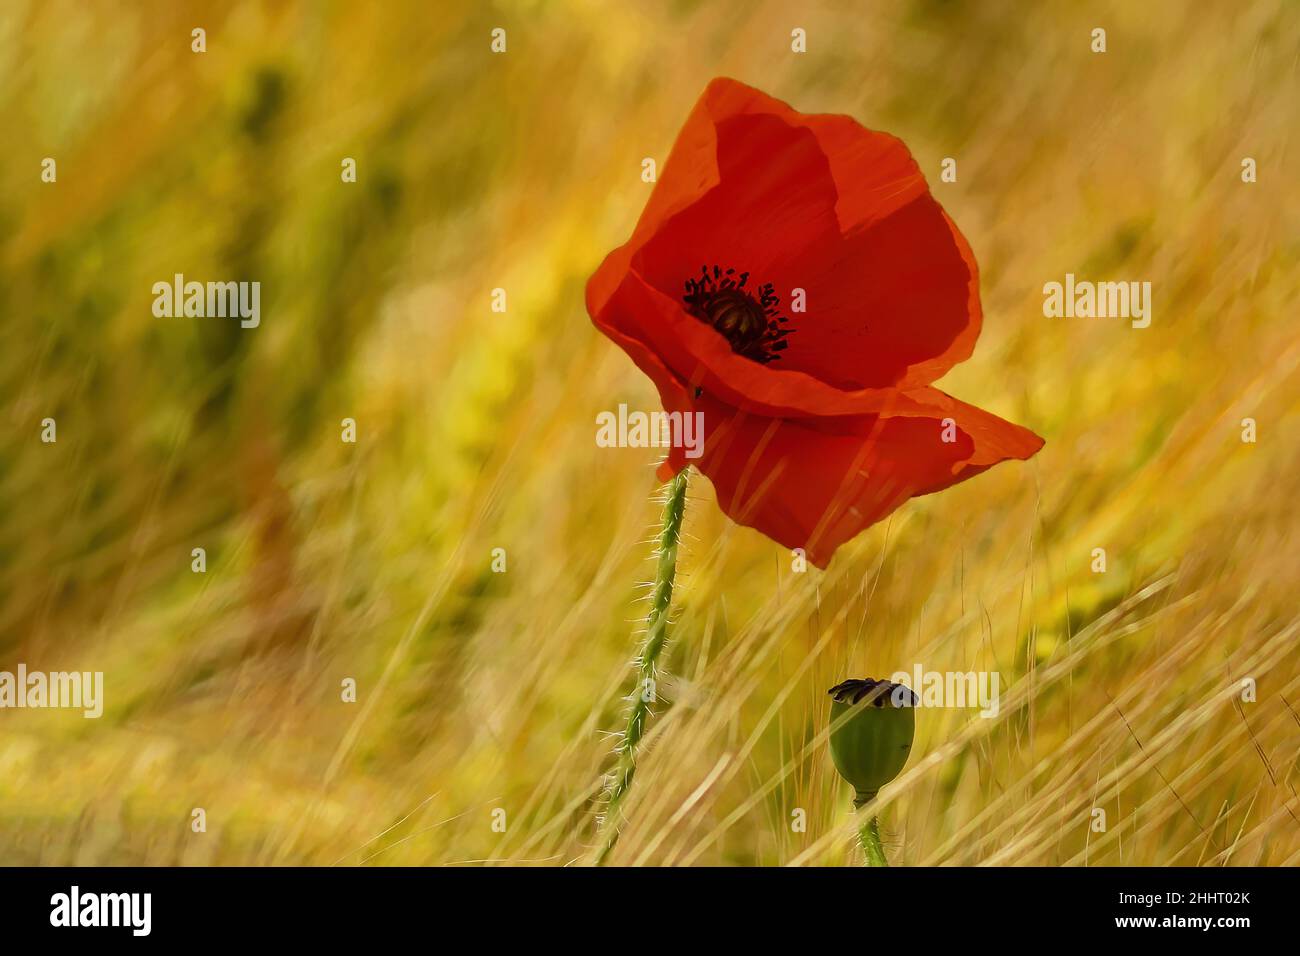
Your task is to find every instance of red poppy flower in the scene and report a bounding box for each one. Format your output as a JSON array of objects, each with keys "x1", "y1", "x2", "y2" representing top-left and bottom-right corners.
[{"x1": 587, "y1": 78, "x2": 1043, "y2": 568}]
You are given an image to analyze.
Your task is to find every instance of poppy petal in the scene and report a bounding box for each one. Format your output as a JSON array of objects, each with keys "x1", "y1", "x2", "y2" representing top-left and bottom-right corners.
[
  {"x1": 588, "y1": 77, "x2": 983, "y2": 407},
  {"x1": 663, "y1": 391, "x2": 1041, "y2": 567},
  {"x1": 752, "y1": 197, "x2": 982, "y2": 390},
  {"x1": 593, "y1": 267, "x2": 977, "y2": 420},
  {"x1": 621, "y1": 77, "x2": 838, "y2": 254},
  {"x1": 631, "y1": 110, "x2": 840, "y2": 292}
]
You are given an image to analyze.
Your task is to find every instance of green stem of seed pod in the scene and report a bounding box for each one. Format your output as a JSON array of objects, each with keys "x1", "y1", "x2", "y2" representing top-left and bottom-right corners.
[
  {"x1": 594, "y1": 467, "x2": 689, "y2": 865},
  {"x1": 854, "y1": 792, "x2": 889, "y2": 866},
  {"x1": 859, "y1": 815, "x2": 889, "y2": 867}
]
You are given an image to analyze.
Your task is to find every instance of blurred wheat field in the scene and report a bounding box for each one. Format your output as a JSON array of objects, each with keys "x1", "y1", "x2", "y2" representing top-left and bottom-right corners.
[{"x1": 1, "y1": 0, "x2": 1297, "y2": 866}]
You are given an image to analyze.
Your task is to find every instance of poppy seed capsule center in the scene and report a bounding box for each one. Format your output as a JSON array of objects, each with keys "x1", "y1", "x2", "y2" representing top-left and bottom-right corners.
[{"x1": 683, "y1": 264, "x2": 792, "y2": 364}]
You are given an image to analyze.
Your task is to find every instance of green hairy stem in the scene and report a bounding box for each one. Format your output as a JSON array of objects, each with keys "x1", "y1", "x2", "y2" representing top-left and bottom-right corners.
[
  {"x1": 593, "y1": 467, "x2": 689, "y2": 865},
  {"x1": 859, "y1": 813, "x2": 889, "y2": 867}
]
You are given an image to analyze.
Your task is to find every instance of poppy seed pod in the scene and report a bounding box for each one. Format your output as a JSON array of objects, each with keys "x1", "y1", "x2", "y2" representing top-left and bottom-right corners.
[{"x1": 828, "y1": 678, "x2": 917, "y2": 807}]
